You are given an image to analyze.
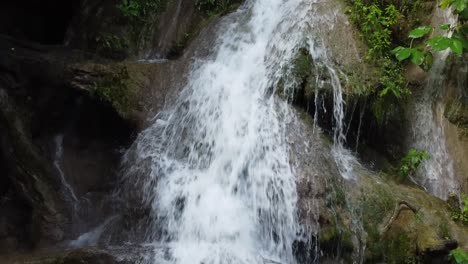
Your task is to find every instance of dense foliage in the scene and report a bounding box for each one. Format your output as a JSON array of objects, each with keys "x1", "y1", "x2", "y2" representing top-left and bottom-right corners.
[
  {"x1": 450, "y1": 247, "x2": 468, "y2": 264},
  {"x1": 118, "y1": 0, "x2": 166, "y2": 22},
  {"x1": 452, "y1": 194, "x2": 468, "y2": 224},
  {"x1": 398, "y1": 149, "x2": 429, "y2": 179},
  {"x1": 347, "y1": 0, "x2": 408, "y2": 99},
  {"x1": 392, "y1": 0, "x2": 468, "y2": 67}
]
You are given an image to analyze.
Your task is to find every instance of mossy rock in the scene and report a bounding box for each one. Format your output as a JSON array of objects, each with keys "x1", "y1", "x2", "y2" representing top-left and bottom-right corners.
[
  {"x1": 67, "y1": 62, "x2": 159, "y2": 124},
  {"x1": 445, "y1": 99, "x2": 468, "y2": 135},
  {"x1": 319, "y1": 225, "x2": 355, "y2": 260},
  {"x1": 355, "y1": 172, "x2": 468, "y2": 262}
]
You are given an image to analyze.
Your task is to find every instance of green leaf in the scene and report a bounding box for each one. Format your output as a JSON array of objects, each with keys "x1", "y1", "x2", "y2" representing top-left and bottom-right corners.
[
  {"x1": 450, "y1": 39, "x2": 464, "y2": 54},
  {"x1": 424, "y1": 52, "x2": 434, "y2": 69},
  {"x1": 410, "y1": 49, "x2": 425, "y2": 65},
  {"x1": 452, "y1": 34, "x2": 468, "y2": 49},
  {"x1": 391, "y1": 46, "x2": 404, "y2": 53},
  {"x1": 409, "y1": 26, "x2": 433, "y2": 38},
  {"x1": 393, "y1": 47, "x2": 412, "y2": 61},
  {"x1": 450, "y1": 248, "x2": 468, "y2": 264},
  {"x1": 454, "y1": 0, "x2": 467, "y2": 12},
  {"x1": 440, "y1": 24, "x2": 451, "y2": 30},
  {"x1": 380, "y1": 87, "x2": 389, "y2": 97},
  {"x1": 440, "y1": 0, "x2": 453, "y2": 8},
  {"x1": 427, "y1": 36, "x2": 452, "y2": 51}
]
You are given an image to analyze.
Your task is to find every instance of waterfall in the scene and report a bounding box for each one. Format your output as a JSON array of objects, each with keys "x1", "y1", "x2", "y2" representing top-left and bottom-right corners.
[
  {"x1": 410, "y1": 8, "x2": 459, "y2": 199},
  {"x1": 122, "y1": 0, "x2": 353, "y2": 263}
]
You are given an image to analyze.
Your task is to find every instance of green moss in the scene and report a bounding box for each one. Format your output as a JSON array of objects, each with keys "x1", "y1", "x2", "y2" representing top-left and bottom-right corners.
[
  {"x1": 95, "y1": 34, "x2": 130, "y2": 60},
  {"x1": 319, "y1": 223, "x2": 355, "y2": 263},
  {"x1": 358, "y1": 182, "x2": 397, "y2": 262},
  {"x1": 93, "y1": 65, "x2": 136, "y2": 118},
  {"x1": 438, "y1": 222, "x2": 452, "y2": 240},
  {"x1": 445, "y1": 99, "x2": 468, "y2": 135},
  {"x1": 383, "y1": 232, "x2": 419, "y2": 264}
]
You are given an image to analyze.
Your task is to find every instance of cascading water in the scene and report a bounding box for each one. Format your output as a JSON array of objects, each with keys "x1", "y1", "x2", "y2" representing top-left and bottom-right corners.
[
  {"x1": 306, "y1": 39, "x2": 357, "y2": 181},
  {"x1": 122, "y1": 0, "x2": 355, "y2": 263},
  {"x1": 410, "y1": 8, "x2": 459, "y2": 199}
]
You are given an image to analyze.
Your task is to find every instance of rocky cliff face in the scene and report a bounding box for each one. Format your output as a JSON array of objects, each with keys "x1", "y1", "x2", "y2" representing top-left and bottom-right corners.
[{"x1": 0, "y1": 0, "x2": 230, "y2": 256}]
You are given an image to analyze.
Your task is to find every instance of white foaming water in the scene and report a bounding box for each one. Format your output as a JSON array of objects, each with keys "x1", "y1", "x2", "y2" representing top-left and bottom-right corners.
[
  {"x1": 410, "y1": 8, "x2": 459, "y2": 199},
  {"x1": 123, "y1": 0, "x2": 351, "y2": 263},
  {"x1": 306, "y1": 39, "x2": 357, "y2": 181},
  {"x1": 54, "y1": 134, "x2": 78, "y2": 203},
  {"x1": 69, "y1": 216, "x2": 117, "y2": 248}
]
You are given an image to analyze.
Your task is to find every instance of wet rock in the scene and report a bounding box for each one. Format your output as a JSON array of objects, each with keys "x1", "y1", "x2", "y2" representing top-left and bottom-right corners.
[
  {"x1": 9, "y1": 247, "x2": 118, "y2": 264},
  {"x1": 0, "y1": 35, "x2": 135, "y2": 248}
]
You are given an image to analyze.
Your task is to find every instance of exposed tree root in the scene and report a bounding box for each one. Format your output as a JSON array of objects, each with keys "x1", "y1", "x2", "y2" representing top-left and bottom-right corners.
[{"x1": 381, "y1": 200, "x2": 418, "y2": 233}]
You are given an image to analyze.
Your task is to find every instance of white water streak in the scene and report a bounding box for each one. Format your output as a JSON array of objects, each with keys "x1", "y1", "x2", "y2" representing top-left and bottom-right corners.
[
  {"x1": 410, "y1": 7, "x2": 459, "y2": 199},
  {"x1": 54, "y1": 134, "x2": 79, "y2": 203}
]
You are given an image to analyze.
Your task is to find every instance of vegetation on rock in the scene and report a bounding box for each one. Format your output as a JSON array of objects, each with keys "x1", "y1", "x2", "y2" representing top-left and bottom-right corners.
[
  {"x1": 450, "y1": 247, "x2": 468, "y2": 264},
  {"x1": 392, "y1": 0, "x2": 468, "y2": 68},
  {"x1": 451, "y1": 194, "x2": 468, "y2": 224},
  {"x1": 398, "y1": 149, "x2": 429, "y2": 180}
]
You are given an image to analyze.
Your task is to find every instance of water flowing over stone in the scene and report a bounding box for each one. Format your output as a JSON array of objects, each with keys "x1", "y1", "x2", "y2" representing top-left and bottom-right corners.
[
  {"x1": 409, "y1": 8, "x2": 459, "y2": 199},
  {"x1": 54, "y1": 134, "x2": 79, "y2": 205},
  {"x1": 120, "y1": 0, "x2": 358, "y2": 263}
]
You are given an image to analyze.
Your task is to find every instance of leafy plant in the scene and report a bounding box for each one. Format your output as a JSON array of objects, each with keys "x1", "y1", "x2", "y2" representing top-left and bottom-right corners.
[
  {"x1": 391, "y1": 26, "x2": 434, "y2": 69},
  {"x1": 451, "y1": 194, "x2": 468, "y2": 224},
  {"x1": 195, "y1": 0, "x2": 241, "y2": 15},
  {"x1": 392, "y1": 0, "x2": 468, "y2": 69},
  {"x1": 95, "y1": 35, "x2": 129, "y2": 60},
  {"x1": 118, "y1": 0, "x2": 164, "y2": 21},
  {"x1": 346, "y1": 0, "x2": 410, "y2": 103},
  {"x1": 450, "y1": 248, "x2": 468, "y2": 264},
  {"x1": 378, "y1": 57, "x2": 409, "y2": 98},
  {"x1": 398, "y1": 149, "x2": 429, "y2": 179},
  {"x1": 348, "y1": 0, "x2": 401, "y2": 59}
]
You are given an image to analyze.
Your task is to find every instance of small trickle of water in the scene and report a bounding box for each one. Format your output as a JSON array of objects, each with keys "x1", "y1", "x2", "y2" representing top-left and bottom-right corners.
[
  {"x1": 69, "y1": 216, "x2": 117, "y2": 248},
  {"x1": 410, "y1": 8, "x2": 459, "y2": 199},
  {"x1": 54, "y1": 134, "x2": 79, "y2": 203},
  {"x1": 306, "y1": 39, "x2": 357, "y2": 181}
]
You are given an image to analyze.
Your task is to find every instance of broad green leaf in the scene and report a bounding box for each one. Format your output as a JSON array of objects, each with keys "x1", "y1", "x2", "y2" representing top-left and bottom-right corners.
[
  {"x1": 427, "y1": 36, "x2": 452, "y2": 51},
  {"x1": 452, "y1": 34, "x2": 468, "y2": 49},
  {"x1": 424, "y1": 52, "x2": 434, "y2": 69},
  {"x1": 440, "y1": 24, "x2": 451, "y2": 30},
  {"x1": 409, "y1": 26, "x2": 433, "y2": 38},
  {"x1": 454, "y1": 0, "x2": 467, "y2": 12},
  {"x1": 410, "y1": 49, "x2": 425, "y2": 65},
  {"x1": 393, "y1": 47, "x2": 412, "y2": 61},
  {"x1": 450, "y1": 39, "x2": 464, "y2": 54},
  {"x1": 440, "y1": 0, "x2": 453, "y2": 8},
  {"x1": 391, "y1": 46, "x2": 405, "y2": 54}
]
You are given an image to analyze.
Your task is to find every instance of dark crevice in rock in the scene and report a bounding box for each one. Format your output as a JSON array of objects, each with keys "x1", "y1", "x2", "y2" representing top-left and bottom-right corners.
[{"x1": 0, "y1": 0, "x2": 82, "y2": 45}]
